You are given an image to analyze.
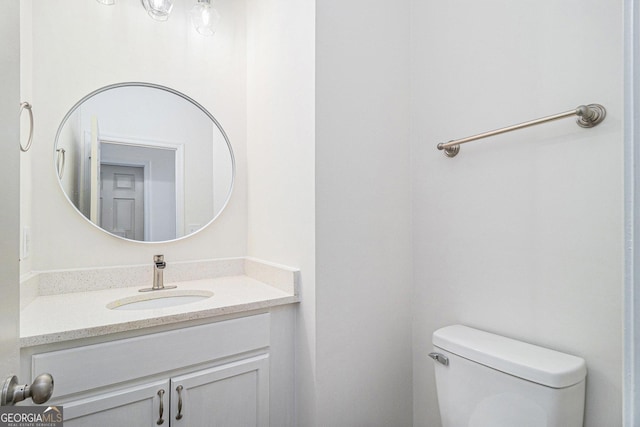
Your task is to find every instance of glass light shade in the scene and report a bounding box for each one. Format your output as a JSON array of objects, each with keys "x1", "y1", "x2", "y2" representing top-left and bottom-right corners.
[
  {"x1": 141, "y1": 0, "x2": 173, "y2": 21},
  {"x1": 96, "y1": 0, "x2": 115, "y2": 5},
  {"x1": 190, "y1": 0, "x2": 221, "y2": 36}
]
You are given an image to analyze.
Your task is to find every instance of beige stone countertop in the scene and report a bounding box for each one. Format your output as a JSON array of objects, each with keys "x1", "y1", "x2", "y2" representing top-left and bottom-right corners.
[{"x1": 21, "y1": 275, "x2": 298, "y2": 347}]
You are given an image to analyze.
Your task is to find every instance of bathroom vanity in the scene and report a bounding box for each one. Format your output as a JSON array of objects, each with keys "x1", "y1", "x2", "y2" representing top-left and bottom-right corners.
[
  {"x1": 19, "y1": 257, "x2": 298, "y2": 426},
  {"x1": 25, "y1": 315, "x2": 269, "y2": 426}
]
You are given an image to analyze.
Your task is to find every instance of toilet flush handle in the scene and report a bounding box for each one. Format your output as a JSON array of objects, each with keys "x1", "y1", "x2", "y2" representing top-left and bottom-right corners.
[{"x1": 428, "y1": 352, "x2": 449, "y2": 366}]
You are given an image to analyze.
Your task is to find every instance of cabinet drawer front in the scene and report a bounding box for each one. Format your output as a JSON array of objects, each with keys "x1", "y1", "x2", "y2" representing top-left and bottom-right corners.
[{"x1": 33, "y1": 314, "x2": 270, "y2": 398}]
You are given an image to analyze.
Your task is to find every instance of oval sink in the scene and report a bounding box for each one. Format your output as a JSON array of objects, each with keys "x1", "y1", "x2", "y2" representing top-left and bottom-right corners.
[{"x1": 107, "y1": 290, "x2": 214, "y2": 311}]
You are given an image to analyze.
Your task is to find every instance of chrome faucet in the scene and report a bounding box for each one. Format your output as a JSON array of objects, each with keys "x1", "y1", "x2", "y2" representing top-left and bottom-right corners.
[
  {"x1": 153, "y1": 255, "x2": 166, "y2": 289},
  {"x1": 139, "y1": 255, "x2": 176, "y2": 292}
]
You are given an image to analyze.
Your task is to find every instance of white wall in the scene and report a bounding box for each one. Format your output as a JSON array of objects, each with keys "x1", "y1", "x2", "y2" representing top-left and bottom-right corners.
[
  {"x1": 411, "y1": 1, "x2": 623, "y2": 426},
  {"x1": 22, "y1": 0, "x2": 247, "y2": 271},
  {"x1": 315, "y1": 0, "x2": 414, "y2": 425},
  {"x1": 247, "y1": 3, "x2": 414, "y2": 426},
  {"x1": 245, "y1": 0, "x2": 316, "y2": 424}
]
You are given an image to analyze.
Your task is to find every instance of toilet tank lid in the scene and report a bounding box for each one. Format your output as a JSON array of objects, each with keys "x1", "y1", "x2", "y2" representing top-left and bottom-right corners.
[{"x1": 432, "y1": 325, "x2": 587, "y2": 388}]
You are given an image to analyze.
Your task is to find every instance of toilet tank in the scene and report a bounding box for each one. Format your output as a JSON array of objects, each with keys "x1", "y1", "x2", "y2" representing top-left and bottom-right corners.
[{"x1": 431, "y1": 325, "x2": 587, "y2": 427}]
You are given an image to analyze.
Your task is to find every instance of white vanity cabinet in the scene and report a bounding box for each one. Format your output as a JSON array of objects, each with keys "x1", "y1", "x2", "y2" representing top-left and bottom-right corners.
[
  {"x1": 62, "y1": 355, "x2": 269, "y2": 426},
  {"x1": 24, "y1": 314, "x2": 271, "y2": 427}
]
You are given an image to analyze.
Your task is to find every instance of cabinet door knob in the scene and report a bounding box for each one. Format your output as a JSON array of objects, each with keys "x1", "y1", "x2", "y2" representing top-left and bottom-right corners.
[
  {"x1": 175, "y1": 385, "x2": 184, "y2": 420},
  {"x1": 156, "y1": 389, "x2": 165, "y2": 425}
]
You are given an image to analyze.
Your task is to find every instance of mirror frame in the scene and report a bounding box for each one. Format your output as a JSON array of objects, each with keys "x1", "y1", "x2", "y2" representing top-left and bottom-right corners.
[{"x1": 54, "y1": 81, "x2": 236, "y2": 244}]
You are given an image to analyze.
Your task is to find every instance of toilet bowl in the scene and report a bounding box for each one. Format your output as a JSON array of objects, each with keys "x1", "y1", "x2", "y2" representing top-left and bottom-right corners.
[{"x1": 430, "y1": 325, "x2": 586, "y2": 427}]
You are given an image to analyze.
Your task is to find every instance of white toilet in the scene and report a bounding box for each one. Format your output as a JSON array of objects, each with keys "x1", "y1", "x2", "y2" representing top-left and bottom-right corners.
[{"x1": 430, "y1": 325, "x2": 587, "y2": 427}]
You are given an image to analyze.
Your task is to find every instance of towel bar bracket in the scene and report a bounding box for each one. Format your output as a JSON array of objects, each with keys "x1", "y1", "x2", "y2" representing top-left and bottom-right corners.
[
  {"x1": 576, "y1": 104, "x2": 606, "y2": 128},
  {"x1": 439, "y1": 143, "x2": 459, "y2": 158}
]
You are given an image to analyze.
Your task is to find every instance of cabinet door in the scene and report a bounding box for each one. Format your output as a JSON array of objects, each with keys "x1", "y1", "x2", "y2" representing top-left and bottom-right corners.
[
  {"x1": 60, "y1": 379, "x2": 170, "y2": 427},
  {"x1": 171, "y1": 354, "x2": 269, "y2": 427}
]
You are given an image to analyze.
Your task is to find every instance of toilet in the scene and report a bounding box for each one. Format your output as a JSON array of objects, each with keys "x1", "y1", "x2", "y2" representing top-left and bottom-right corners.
[{"x1": 430, "y1": 325, "x2": 587, "y2": 427}]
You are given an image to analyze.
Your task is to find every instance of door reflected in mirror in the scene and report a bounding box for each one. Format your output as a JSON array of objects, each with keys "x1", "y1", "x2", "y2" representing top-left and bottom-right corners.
[{"x1": 55, "y1": 83, "x2": 235, "y2": 242}]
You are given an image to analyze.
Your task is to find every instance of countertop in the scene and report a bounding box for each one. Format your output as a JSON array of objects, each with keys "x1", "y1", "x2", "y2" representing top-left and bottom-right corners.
[{"x1": 20, "y1": 258, "x2": 299, "y2": 347}]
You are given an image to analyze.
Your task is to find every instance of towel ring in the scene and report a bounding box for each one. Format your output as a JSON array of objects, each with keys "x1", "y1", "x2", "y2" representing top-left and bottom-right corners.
[
  {"x1": 20, "y1": 102, "x2": 34, "y2": 152},
  {"x1": 56, "y1": 148, "x2": 66, "y2": 179}
]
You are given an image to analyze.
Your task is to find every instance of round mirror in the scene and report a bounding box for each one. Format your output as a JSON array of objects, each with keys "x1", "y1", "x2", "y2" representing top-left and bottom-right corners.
[{"x1": 54, "y1": 82, "x2": 235, "y2": 243}]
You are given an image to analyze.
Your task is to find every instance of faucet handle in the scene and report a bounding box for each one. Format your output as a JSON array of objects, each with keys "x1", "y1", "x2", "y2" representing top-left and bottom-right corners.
[{"x1": 154, "y1": 255, "x2": 166, "y2": 268}]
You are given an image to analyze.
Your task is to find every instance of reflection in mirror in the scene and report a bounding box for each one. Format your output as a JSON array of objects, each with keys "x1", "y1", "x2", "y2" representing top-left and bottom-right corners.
[{"x1": 55, "y1": 83, "x2": 234, "y2": 243}]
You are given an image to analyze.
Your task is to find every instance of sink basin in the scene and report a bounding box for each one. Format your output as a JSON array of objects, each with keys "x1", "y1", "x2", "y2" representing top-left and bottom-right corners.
[{"x1": 107, "y1": 290, "x2": 214, "y2": 311}]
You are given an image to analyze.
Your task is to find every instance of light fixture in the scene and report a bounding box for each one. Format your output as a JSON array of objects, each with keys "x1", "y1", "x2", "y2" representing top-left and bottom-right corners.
[
  {"x1": 96, "y1": 0, "x2": 219, "y2": 37},
  {"x1": 141, "y1": 0, "x2": 174, "y2": 21},
  {"x1": 190, "y1": 0, "x2": 221, "y2": 37}
]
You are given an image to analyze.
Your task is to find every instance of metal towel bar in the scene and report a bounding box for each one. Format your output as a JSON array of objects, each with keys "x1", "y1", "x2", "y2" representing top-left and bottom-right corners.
[{"x1": 436, "y1": 104, "x2": 606, "y2": 158}]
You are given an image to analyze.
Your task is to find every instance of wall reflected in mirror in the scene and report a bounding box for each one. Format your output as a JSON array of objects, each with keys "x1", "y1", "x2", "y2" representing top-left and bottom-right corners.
[{"x1": 55, "y1": 83, "x2": 234, "y2": 242}]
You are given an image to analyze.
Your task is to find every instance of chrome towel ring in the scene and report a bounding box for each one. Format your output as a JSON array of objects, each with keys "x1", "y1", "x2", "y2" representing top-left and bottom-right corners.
[{"x1": 20, "y1": 101, "x2": 34, "y2": 152}]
